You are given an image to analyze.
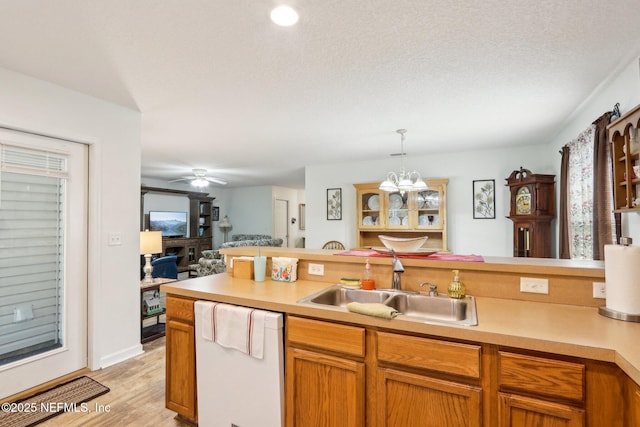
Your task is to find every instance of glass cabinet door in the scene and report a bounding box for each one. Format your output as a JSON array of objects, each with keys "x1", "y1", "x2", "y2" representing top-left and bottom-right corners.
[
  {"x1": 358, "y1": 190, "x2": 383, "y2": 228},
  {"x1": 386, "y1": 191, "x2": 410, "y2": 229},
  {"x1": 416, "y1": 187, "x2": 442, "y2": 229}
]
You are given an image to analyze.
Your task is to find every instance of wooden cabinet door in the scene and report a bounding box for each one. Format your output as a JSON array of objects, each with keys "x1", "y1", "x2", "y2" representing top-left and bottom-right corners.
[
  {"x1": 165, "y1": 296, "x2": 197, "y2": 422},
  {"x1": 498, "y1": 393, "x2": 584, "y2": 427},
  {"x1": 627, "y1": 378, "x2": 640, "y2": 427},
  {"x1": 286, "y1": 347, "x2": 365, "y2": 427},
  {"x1": 165, "y1": 318, "x2": 197, "y2": 420},
  {"x1": 356, "y1": 187, "x2": 385, "y2": 229},
  {"x1": 377, "y1": 367, "x2": 482, "y2": 427},
  {"x1": 414, "y1": 185, "x2": 444, "y2": 230}
]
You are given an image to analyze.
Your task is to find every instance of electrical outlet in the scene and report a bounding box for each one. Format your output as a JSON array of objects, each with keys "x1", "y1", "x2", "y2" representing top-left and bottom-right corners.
[
  {"x1": 108, "y1": 232, "x2": 122, "y2": 246},
  {"x1": 308, "y1": 263, "x2": 324, "y2": 276},
  {"x1": 593, "y1": 282, "x2": 606, "y2": 299},
  {"x1": 520, "y1": 277, "x2": 549, "y2": 294}
]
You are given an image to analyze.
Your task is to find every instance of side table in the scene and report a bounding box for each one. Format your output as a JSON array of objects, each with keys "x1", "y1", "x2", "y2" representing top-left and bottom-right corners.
[{"x1": 140, "y1": 277, "x2": 175, "y2": 343}]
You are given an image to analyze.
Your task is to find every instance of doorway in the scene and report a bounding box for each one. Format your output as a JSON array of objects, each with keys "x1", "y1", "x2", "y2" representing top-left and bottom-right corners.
[
  {"x1": 274, "y1": 199, "x2": 289, "y2": 247},
  {"x1": 0, "y1": 129, "x2": 88, "y2": 398}
]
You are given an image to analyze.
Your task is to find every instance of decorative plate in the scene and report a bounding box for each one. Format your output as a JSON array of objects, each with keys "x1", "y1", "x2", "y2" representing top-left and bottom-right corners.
[
  {"x1": 367, "y1": 195, "x2": 379, "y2": 210},
  {"x1": 362, "y1": 216, "x2": 374, "y2": 226},
  {"x1": 372, "y1": 247, "x2": 437, "y2": 257},
  {"x1": 389, "y1": 216, "x2": 401, "y2": 226},
  {"x1": 389, "y1": 194, "x2": 403, "y2": 209},
  {"x1": 401, "y1": 216, "x2": 409, "y2": 226},
  {"x1": 420, "y1": 190, "x2": 439, "y2": 209}
]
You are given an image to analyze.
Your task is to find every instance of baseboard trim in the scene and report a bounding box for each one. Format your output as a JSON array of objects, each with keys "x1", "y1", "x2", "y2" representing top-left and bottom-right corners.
[{"x1": 100, "y1": 343, "x2": 143, "y2": 368}]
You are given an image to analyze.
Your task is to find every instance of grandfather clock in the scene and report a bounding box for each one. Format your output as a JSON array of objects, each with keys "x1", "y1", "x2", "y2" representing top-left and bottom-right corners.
[{"x1": 505, "y1": 167, "x2": 555, "y2": 258}]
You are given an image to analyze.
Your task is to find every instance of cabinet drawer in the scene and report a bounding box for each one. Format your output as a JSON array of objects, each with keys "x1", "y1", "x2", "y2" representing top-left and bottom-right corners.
[
  {"x1": 498, "y1": 351, "x2": 584, "y2": 403},
  {"x1": 376, "y1": 331, "x2": 481, "y2": 379},
  {"x1": 166, "y1": 296, "x2": 195, "y2": 323},
  {"x1": 287, "y1": 316, "x2": 365, "y2": 358}
]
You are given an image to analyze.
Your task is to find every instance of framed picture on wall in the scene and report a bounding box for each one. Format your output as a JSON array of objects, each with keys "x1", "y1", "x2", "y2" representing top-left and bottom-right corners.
[
  {"x1": 327, "y1": 188, "x2": 342, "y2": 220},
  {"x1": 473, "y1": 179, "x2": 495, "y2": 219},
  {"x1": 212, "y1": 206, "x2": 220, "y2": 221}
]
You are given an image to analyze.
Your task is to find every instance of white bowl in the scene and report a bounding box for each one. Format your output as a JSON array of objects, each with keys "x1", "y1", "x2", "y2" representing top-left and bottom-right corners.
[{"x1": 378, "y1": 235, "x2": 428, "y2": 253}]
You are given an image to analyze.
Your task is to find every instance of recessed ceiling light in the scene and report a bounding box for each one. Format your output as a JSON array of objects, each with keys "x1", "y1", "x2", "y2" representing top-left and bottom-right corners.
[{"x1": 270, "y1": 5, "x2": 299, "y2": 27}]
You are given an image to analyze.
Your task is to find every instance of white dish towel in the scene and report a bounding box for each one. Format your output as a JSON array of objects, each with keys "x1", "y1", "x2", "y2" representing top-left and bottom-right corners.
[{"x1": 200, "y1": 301, "x2": 266, "y2": 359}]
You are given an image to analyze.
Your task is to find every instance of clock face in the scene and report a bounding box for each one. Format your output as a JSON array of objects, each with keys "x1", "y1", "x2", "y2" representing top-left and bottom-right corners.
[{"x1": 515, "y1": 187, "x2": 531, "y2": 215}]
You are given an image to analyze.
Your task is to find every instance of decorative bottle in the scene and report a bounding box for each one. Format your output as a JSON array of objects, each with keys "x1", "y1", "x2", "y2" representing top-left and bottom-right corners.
[
  {"x1": 447, "y1": 269, "x2": 466, "y2": 299},
  {"x1": 362, "y1": 259, "x2": 376, "y2": 290}
]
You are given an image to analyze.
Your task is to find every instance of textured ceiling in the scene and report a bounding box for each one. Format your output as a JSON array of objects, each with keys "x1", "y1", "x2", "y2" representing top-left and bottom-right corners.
[{"x1": 1, "y1": 1, "x2": 640, "y2": 188}]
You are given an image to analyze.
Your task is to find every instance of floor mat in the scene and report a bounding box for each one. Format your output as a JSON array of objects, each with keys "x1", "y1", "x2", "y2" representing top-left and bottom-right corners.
[{"x1": 0, "y1": 376, "x2": 110, "y2": 427}]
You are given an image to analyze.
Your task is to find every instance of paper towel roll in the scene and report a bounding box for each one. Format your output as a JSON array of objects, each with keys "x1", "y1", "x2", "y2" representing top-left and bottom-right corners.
[{"x1": 605, "y1": 244, "x2": 640, "y2": 315}]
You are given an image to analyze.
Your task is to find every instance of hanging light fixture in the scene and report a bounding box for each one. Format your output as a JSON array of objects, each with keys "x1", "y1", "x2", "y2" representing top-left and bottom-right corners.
[{"x1": 379, "y1": 129, "x2": 427, "y2": 193}]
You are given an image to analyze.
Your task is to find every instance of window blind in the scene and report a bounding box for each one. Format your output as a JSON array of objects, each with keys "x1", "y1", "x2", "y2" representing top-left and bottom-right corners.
[{"x1": 0, "y1": 143, "x2": 68, "y2": 363}]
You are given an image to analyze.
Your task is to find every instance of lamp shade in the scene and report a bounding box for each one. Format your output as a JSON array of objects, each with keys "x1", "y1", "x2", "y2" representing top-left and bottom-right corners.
[
  {"x1": 219, "y1": 215, "x2": 232, "y2": 229},
  {"x1": 140, "y1": 230, "x2": 163, "y2": 255}
]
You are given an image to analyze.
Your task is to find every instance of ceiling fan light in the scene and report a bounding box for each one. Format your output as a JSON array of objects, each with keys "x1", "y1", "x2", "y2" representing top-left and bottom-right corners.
[{"x1": 192, "y1": 178, "x2": 209, "y2": 187}]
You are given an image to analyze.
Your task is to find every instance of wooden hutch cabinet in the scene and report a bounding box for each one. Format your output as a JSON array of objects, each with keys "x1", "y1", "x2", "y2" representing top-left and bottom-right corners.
[
  {"x1": 141, "y1": 186, "x2": 214, "y2": 272},
  {"x1": 354, "y1": 178, "x2": 448, "y2": 252},
  {"x1": 608, "y1": 102, "x2": 640, "y2": 212},
  {"x1": 505, "y1": 168, "x2": 555, "y2": 258}
]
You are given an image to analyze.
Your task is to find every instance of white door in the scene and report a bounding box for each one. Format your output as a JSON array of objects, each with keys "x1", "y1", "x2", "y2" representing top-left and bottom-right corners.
[
  {"x1": 0, "y1": 128, "x2": 88, "y2": 399},
  {"x1": 274, "y1": 199, "x2": 289, "y2": 247}
]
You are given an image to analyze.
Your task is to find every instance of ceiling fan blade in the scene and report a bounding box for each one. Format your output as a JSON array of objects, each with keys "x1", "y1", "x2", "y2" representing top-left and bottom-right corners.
[
  {"x1": 168, "y1": 177, "x2": 191, "y2": 183},
  {"x1": 206, "y1": 177, "x2": 228, "y2": 185}
]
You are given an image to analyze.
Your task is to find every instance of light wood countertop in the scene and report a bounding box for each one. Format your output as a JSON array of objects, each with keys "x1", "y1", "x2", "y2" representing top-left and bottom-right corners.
[{"x1": 161, "y1": 271, "x2": 640, "y2": 386}]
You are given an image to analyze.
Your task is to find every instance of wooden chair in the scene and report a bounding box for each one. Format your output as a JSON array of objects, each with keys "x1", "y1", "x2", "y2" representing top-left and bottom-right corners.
[{"x1": 322, "y1": 240, "x2": 345, "y2": 250}]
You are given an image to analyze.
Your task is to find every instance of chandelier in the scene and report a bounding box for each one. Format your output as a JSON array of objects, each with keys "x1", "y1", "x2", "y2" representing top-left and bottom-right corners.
[{"x1": 379, "y1": 129, "x2": 427, "y2": 193}]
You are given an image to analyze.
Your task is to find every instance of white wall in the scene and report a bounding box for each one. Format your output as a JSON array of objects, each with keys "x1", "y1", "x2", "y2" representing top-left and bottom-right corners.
[
  {"x1": 225, "y1": 186, "x2": 273, "y2": 239},
  {"x1": 0, "y1": 67, "x2": 142, "y2": 370},
  {"x1": 548, "y1": 57, "x2": 640, "y2": 243},
  {"x1": 306, "y1": 144, "x2": 550, "y2": 255}
]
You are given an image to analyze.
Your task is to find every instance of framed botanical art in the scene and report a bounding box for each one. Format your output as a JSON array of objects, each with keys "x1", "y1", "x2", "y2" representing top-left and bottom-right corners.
[
  {"x1": 473, "y1": 179, "x2": 495, "y2": 219},
  {"x1": 212, "y1": 206, "x2": 220, "y2": 221},
  {"x1": 327, "y1": 188, "x2": 342, "y2": 220}
]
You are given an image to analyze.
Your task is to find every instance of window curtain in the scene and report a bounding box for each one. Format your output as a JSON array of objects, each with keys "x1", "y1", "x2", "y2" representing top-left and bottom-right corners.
[
  {"x1": 567, "y1": 125, "x2": 595, "y2": 260},
  {"x1": 592, "y1": 112, "x2": 619, "y2": 258},
  {"x1": 559, "y1": 146, "x2": 571, "y2": 259}
]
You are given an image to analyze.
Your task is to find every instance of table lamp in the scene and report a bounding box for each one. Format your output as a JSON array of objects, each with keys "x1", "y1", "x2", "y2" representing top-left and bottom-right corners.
[
  {"x1": 140, "y1": 230, "x2": 163, "y2": 283},
  {"x1": 219, "y1": 215, "x2": 232, "y2": 242}
]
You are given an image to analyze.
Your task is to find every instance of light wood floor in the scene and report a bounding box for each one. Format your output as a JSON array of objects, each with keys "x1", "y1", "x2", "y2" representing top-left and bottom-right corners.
[{"x1": 40, "y1": 337, "x2": 190, "y2": 426}]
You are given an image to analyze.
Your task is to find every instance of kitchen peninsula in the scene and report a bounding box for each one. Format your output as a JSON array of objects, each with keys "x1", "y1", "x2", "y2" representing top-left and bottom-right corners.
[{"x1": 161, "y1": 247, "x2": 640, "y2": 426}]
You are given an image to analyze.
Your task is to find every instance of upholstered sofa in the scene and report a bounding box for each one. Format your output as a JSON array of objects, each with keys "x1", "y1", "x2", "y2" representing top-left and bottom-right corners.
[
  {"x1": 220, "y1": 234, "x2": 284, "y2": 249},
  {"x1": 193, "y1": 250, "x2": 226, "y2": 277}
]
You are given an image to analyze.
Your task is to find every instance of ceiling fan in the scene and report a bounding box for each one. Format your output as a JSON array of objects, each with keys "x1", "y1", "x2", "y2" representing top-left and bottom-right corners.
[{"x1": 169, "y1": 168, "x2": 227, "y2": 187}]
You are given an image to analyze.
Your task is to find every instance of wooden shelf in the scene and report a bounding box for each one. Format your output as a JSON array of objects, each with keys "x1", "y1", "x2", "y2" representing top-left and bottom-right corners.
[{"x1": 608, "y1": 103, "x2": 640, "y2": 210}]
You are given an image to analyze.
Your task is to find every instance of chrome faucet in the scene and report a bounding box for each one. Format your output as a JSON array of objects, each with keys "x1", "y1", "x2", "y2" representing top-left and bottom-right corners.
[
  {"x1": 391, "y1": 252, "x2": 404, "y2": 290},
  {"x1": 419, "y1": 282, "x2": 438, "y2": 296}
]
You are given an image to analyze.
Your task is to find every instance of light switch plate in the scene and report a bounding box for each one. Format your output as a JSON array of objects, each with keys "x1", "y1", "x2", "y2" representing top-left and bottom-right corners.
[
  {"x1": 108, "y1": 232, "x2": 122, "y2": 246},
  {"x1": 520, "y1": 277, "x2": 549, "y2": 294}
]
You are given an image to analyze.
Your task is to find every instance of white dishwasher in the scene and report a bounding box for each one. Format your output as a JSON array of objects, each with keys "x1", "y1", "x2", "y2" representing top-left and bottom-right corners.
[{"x1": 194, "y1": 301, "x2": 284, "y2": 427}]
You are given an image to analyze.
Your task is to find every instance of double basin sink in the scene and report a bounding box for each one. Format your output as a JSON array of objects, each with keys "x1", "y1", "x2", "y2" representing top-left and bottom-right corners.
[{"x1": 298, "y1": 285, "x2": 478, "y2": 326}]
